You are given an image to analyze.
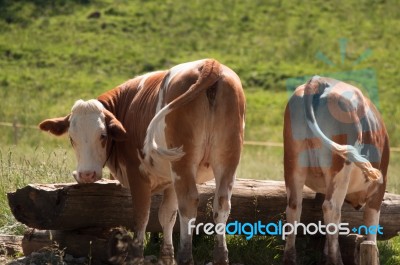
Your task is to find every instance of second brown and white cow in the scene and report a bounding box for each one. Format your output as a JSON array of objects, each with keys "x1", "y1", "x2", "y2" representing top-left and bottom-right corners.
[
  {"x1": 39, "y1": 59, "x2": 245, "y2": 265},
  {"x1": 283, "y1": 76, "x2": 389, "y2": 265}
]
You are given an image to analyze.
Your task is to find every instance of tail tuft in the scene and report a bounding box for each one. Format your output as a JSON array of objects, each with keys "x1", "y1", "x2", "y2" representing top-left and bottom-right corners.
[
  {"x1": 151, "y1": 146, "x2": 185, "y2": 162},
  {"x1": 354, "y1": 161, "x2": 383, "y2": 183}
]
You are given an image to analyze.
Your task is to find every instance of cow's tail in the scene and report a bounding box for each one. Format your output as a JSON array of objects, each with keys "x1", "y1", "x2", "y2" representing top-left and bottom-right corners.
[
  {"x1": 303, "y1": 76, "x2": 382, "y2": 182},
  {"x1": 141, "y1": 59, "x2": 221, "y2": 164}
]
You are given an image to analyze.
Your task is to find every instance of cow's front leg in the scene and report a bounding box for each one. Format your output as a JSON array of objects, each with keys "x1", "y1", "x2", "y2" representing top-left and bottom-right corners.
[
  {"x1": 173, "y1": 166, "x2": 198, "y2": 265},
  {"x1": 119, "y1": 171, "x2": 151, "y2": 264},
  {"x1": 108, "y1": 167, "x2": 150, "y2": 265},
  {"x1": 158, "y1": 185, "x2": 178, "y2": 264}
]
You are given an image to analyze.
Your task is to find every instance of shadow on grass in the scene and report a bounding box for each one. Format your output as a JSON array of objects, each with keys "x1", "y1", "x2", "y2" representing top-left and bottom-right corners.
[{"x1": 145, "y1": 233, "x2": 284, "y2": 265}]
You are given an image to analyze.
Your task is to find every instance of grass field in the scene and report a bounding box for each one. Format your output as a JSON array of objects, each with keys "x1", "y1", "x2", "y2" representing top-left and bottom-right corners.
[
  {"x1": 1, "y1": 0, "x2": 400, "y2": 264},
  {"x1": 1, "y1": 143, "x2": 400, "y2": 264}
]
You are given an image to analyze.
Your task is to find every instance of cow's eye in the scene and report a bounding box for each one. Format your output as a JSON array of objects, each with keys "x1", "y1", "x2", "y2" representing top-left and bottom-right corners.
[
  {"x1": 69, "y1": 136, "x2": 75, "y2": 146},
  {"x1": 100, "y1": 134, "x2": 108, "y2": 141}
]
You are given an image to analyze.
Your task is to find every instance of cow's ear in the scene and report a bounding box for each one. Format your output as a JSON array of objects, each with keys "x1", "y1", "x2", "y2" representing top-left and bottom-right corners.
[
  {"x1": 104, "y1": 109, "x2": 127, "y2": 142},
  {"x1": 39, "y1": 115, "x2": 70, "y2": 136}
]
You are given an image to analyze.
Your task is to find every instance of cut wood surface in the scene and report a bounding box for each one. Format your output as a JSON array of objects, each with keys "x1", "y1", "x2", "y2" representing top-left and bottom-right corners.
[
  {"x1": 7, "y1": 179, "x2": 400, "y2": 240},
  {"x1": 360, "y1": 241, "x2": 379, "y2": 265},
  {"x1": 0, "y1": 234, "x2": 23, "y2": 256}
]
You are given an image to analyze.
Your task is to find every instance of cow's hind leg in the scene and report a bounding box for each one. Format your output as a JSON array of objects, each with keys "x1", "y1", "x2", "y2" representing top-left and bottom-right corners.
[
  {"x1": 212, "y1": 165, "x2": 236, "y2": 265},
  {"x1": 283, "y1": 169, "x2": 306, "y2": 265},
  {"x1": 322, "y1": 164, "x2": 351, "y2": 265},
  {"x1": 362, "y1": 189, "x2": 384, "y2": 242},
  {"x1": 172, "y1": 164, "x2": 198, "y2": 265},
  {"x1": 158, "y1": 185, "x2": 178, "y2": 264}
]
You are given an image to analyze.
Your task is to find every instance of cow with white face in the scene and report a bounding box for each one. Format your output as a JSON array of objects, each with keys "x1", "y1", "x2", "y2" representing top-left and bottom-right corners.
[
  {"x1": 39, "y1": 59, "x2": 245, "y2": 265},
  {"x1": 40, "y1": 99, "x2": 127, "y2": 184}
]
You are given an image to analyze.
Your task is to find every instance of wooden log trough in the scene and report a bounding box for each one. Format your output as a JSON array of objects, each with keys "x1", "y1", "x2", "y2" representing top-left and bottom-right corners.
[{"x1": 7, "y1": 179, "x2": 400, "y2": 264}]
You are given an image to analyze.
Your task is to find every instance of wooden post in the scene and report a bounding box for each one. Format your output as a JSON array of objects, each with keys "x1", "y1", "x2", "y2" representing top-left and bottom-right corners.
[{"x1": 360, "y1": 241, "x2": 379, "y2": 265}]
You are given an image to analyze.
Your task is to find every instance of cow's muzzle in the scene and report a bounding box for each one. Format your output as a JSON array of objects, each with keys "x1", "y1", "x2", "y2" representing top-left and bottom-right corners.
[{"x1": 73, "y1": 170, "x2": 98, "y2": 183}]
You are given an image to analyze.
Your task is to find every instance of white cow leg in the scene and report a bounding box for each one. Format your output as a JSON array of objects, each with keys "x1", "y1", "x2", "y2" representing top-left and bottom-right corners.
[
  {"x1": 177, "y1": 214, "x2": 195, "y2": 265},
  {"x1": 322, "y1": 165, "x2": 351, "y2": 265},
  {"x1": 158, "y1": 185, "x2": 178, "y2": 264},
  {"x1": 283, "y1": 174, "x2": 305, "y2": 265},
  {"x1": 132, "y1": 230, "x2": 146, "y2": 264},
  {"x1": 362, "y1": 182, "x2": 385, "y2": 241},
  {"x1": 173, "y1": 168, "x2": 199, "y2": 265},
  {"x1": 322, "y1": 199, "x2": 343, "y2": 265},
  {"x1": 363, "y1": 207, "x2": 380, "y2": 242},
  {"x1": 212, "y1": 167, "x2": 235, "y2": 265}
]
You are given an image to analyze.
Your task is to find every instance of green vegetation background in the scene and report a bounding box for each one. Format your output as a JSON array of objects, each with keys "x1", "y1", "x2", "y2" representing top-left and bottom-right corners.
[
  {"x1": 1, "y1": 0, "x2": 400, "y2": 264},
  {"x1": 1, "y1": 0, "x2": 400, "y2": 146}
]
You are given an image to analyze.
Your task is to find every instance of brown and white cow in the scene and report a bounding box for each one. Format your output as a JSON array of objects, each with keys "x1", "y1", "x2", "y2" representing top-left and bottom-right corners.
[
  {"x1": 283, "y1": 76, "x2": 389, "y2": 265},
  {"x1": 39, "y1": 59, "x2": 245, "y2": 265}
]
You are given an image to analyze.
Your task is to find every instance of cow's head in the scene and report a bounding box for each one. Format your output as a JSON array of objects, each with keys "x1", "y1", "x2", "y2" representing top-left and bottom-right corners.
[{"x1": 39, "y1": 99, "x2": 127, "y2": 183}]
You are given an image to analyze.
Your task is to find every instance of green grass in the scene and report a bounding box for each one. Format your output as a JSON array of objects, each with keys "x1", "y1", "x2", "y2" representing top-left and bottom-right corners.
[
  {"x1": 143, "y1": 233, "x2": 283, "y2": 265},
  {"x1": 0, "y1": 145, "x2": 74, "y2": 234},
  {"x1": 1, "y1": 0, "x2": 400, "y2": 263},
  {"x1": 1, "y1": 143, "x2": 400, "y2": 264},
  {"x1": 1, "y1": 0, "x2": 400, "y2": 146},
  {"x1": 378, "y1": 236, "x2": 400, "y2": 265}
]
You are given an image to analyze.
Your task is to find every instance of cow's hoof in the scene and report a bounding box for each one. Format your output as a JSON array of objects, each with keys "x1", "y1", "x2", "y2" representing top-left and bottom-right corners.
[
  {"x1": 213, "y1": 260, "x2": 229, "y2": 265},
  {"x1": 157, "y1": 256, "x2": 176, "y2": 265},
  {"x1": 176, "y1": 250, "x2": 194, "y2": 265},
  {"x1": 323, "y1": 250, "x2": 344, "y2": 265},
  {"x1": 323, "y1": 258, "x2": 344, "y2": 265},
  {"x1": 159, "y1": 244, "x2": 176, "y2": 265},
  {"x1": 128, "y1": 257, "x2": 145, "y2": 265},
  {"x1": 283, "y1": 247, "x2": 296, "y2": 265},
  {"x1": 160, "y1": 244, "x2": 174, "y2": 257},
  {"x1": 283, "y1": 256, "x2": 297, "y2": 265},
  {"x1": 176, "y1": 259, "x2": 193, "y2": 265},
  {"x1": 176, "y1": 256, "x2": 194, "y2": 265},
  {"x1": 213, "y1": 246, "x2": 229, "y2": 265},
  {"x1": 111, "y1": 255, "x2": 144, "y2": 265},
  {"x1": 324, "y1": 261, "x2": 344, "y2": 265}
]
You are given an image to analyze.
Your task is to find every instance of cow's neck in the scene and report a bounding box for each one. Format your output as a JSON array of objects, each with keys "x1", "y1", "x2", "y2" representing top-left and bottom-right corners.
[
  {"x1": 97, "y1": 73, "x2": 168, "y2": 188},
  {"x1": 98, "y1": 85, "x2": 135, "y2": 124}
]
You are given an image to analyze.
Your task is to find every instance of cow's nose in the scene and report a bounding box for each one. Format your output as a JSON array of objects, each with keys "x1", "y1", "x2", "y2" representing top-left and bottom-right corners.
[{"x1": 79, "y1": 171, "x2": 96, "y2": 183}]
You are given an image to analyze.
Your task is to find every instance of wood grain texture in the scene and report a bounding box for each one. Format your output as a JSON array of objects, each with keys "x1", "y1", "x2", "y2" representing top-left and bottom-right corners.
[{"x1": 7, "y1": 179, "x2": 400, "y2": 240}]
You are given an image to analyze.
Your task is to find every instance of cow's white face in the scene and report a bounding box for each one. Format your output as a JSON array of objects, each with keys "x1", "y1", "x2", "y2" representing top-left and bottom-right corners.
[
  {"x1": 69, "y1": 100, "x2": 108, "y2": 183},
  {"x1": 39, "y1": 99, "x2": 127, "y2": 184}
]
